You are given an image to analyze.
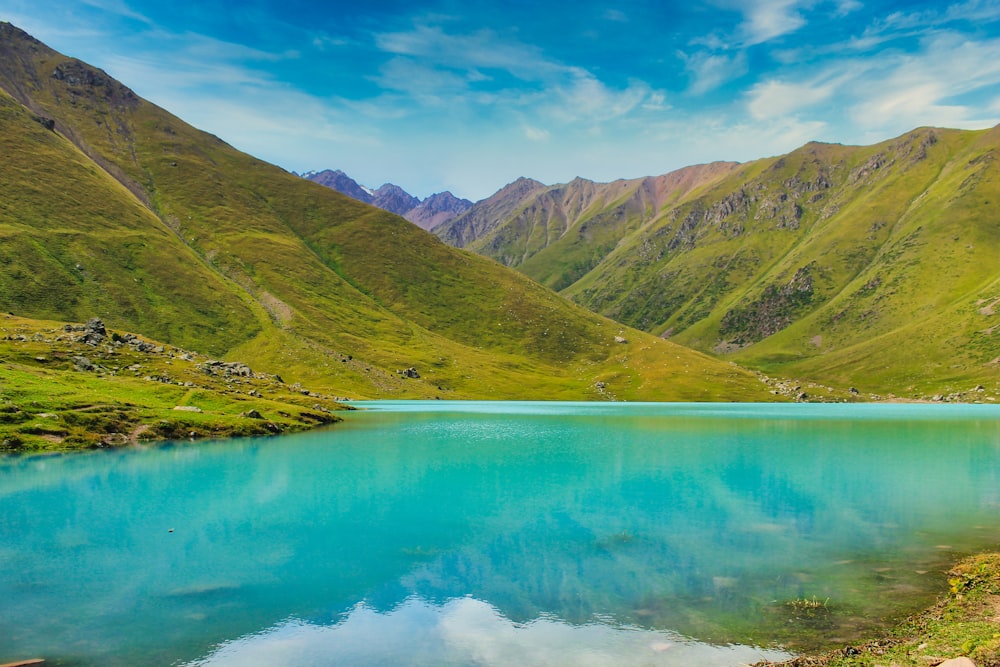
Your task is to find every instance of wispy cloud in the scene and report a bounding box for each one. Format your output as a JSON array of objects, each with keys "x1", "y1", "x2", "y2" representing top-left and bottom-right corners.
[
  {"x1": 370, "y1": 20, "x2": 665, "y2": 129},
  {"x1": 681, "y1": 50, "x2": 748, "y2": 95},
  {"x1": 746, "y1": 77, "x2": 837, "y2": 119},
  {"x1": 738, "y1": 0, "x2": 811, "y2": 45}
]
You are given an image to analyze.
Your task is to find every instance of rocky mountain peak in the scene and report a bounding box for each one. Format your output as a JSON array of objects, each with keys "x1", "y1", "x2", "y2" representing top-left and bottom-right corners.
[
  {"x1": 302, "y1": 169, "x2": 473, "y2": 230},
  {"x1": 372, "y1": 183, "x2": 420, "y2": 216}
]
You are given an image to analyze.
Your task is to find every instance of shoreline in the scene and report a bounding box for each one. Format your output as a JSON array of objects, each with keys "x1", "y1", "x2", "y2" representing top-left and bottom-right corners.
[{"x1": 755, "y1": 552, "x2": 1000, "y2": 667}]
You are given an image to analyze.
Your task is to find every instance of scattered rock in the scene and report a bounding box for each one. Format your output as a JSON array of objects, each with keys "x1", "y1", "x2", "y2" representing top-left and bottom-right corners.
[
  {"x1": 849, "y1": 387, "x2": 859, "y2": 395},
  {"x1": 241, "y1": 409, "x2": 264, "y2": 419},
  {"x1": 398, "y1": 367, "x2": 420, "y2": 379},
  {"x1": 595, "y1": 381, "x2": 607, "y2": 390},
  {"x1": 614, "y1": 336, "x2": 627, "y2": 344},
  {"x1": 79, "y1": 317, "x2": 107, "y2": 346},
  {"x1": 172, "y1": 406, "x2": 202, "y2": 413}
]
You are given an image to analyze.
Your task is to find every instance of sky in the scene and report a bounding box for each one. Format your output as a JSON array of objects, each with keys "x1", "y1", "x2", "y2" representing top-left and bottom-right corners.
[{"x1": 1, "y1": 0, "x2": 1000, "y2": 200}]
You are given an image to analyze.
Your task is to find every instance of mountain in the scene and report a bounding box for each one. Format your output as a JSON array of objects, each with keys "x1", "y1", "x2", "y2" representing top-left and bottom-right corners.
[
  {"x1": 0, "y1": 22, "x2": 773, "y2": 403},
  {"x1": 435, "y1": 166, "x2": 740, "y2": 290},
  {"x1": 435, "y1": 131, "x2": 1000, "y2": 397},
  {"x1": 405, "y1": 191, "x2": 473, "y2": 230},
  {"x1": 302, "y1": 169, "x2": 373, "y2": 203},
  {"x1": 303, "y1": 169, "x2": 473, "y2": 230}
]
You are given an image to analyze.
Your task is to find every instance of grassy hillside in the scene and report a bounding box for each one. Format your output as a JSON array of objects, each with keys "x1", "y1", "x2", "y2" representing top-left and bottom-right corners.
[
  {"x1": 0, "y1": 22, "x2": 774, "y2": 404},
  {"x1": 436, "y1": 164, "x2": 741, "y2": 292},
  {"x1": 0, "y1": 315, "x2": 342, "y2": 451},
  {"x1": 439, "y1": 124, "x2": 1000, "y2": 398}
]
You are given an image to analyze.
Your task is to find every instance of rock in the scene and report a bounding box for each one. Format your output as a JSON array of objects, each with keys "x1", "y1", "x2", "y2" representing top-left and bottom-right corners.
[
  {"x1": 101, "y1": 433, "x2": 128, "y2": 446},
  {"x1": 79, "y1": 317, "x2": 107, "y2": 346},
  {"x1": 595, "y1": 381, "x2": 607, "y2": 390},
  {"x1": 72, "y1": 356, "x2": 96, "y2": 371},
  {"x1": 614, "y1": 336, "x2": 627, "y2": 344},
  {"x1": 937, "y1": 658, "x2": 976, "y2": 667},
  {"x1": 399, "y1": 367, "x2": 420, "y2": 379},
  {"x1": 172, "y1": 406, "x2": 202, "y2": 413},
  {"x1": 241, "y1": 409, "x2": 264, "y2": 419},
  {"x1": 796, "y1": 392, "x2": 809, "y2": 401},
  {"x1": 849, "y1": 387, "x2": 859, "y2": 395}
]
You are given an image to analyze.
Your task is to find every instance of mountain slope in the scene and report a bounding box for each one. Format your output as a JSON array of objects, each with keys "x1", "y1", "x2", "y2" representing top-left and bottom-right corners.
[
  {"x1": 435, "y1": 165, "x2": 742, "y2": 292},
  {"x1": 0, "y1": 22, "x2": 772, "y2": 402},
  {"x1": 436, "y1": 127, "x2": 1000, "y2": 396}
]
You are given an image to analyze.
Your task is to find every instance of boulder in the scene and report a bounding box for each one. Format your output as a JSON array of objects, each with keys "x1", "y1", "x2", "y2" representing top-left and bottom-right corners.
[
  {"x1": 938, "y1": 658, "x2": 976, "y2": 667},
  {"x1": 79, "y1": 317, "x2": 107, "y2": 345},
  {"x1": 72, "y1": 356, "x2": 95, "y2": 371}
]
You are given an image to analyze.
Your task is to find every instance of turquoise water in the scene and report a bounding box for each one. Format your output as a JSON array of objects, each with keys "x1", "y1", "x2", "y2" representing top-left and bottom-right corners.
[{"x1": 2, "y1": 401, "x2": 1000, "y2": 666}]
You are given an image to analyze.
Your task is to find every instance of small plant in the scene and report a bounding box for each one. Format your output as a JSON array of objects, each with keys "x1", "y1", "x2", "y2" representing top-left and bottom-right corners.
[{"x1": 785, "y1": 595, "x2": 830, "y2": 611}]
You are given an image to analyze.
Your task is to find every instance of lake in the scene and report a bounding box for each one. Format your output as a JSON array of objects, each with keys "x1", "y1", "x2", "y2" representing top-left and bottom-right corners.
[{"x1": 2, "y1": 401, "x2": 1000, "y2": 666}]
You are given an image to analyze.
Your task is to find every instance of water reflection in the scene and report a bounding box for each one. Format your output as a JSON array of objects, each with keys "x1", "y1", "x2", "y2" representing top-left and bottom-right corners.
[
  {"x1": 185, "y1": 596, "x2": 791, "y2": 667},
  {"x1": 1, "y1": 402, "x2": 999, "y2": 665}
]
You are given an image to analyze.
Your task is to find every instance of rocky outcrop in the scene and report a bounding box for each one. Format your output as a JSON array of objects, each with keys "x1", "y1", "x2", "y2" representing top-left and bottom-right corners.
[{"x1": 719, "y1": 265, "x2": 815, "y2": 345}]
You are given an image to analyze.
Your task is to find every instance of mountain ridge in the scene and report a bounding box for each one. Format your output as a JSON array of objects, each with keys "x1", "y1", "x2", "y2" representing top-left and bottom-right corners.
[{"x1": 301, "y1": 168, "x2": 473, "y2": 230}]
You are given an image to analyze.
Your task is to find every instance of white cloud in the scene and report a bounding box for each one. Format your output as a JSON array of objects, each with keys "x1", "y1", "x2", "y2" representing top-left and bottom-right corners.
[
  {"x1": 846, "y1": 32, "x2": 1000, "y2": 131},
  {"x1": 681, "y1": 50, "x2": 748, "y2": 95},
  {"x1": 708, "y1": 0, "x2": 814, "y2": 46},
  {"x1": 370, "y1": 21, "x2": 667, "y2": 131},
  {"x1": 78, "y1": 0, "x2": 152, "y2": 25},
  {"x1": 374, "y1": 24, "x2": 563, "y2": 83},
  {"x1": 523, "y1": 125, "x2": 549, "y2": 141},
  {"x1": 746, "y1": 78, "x2": 837, "y2": 119},
  {"x1": 375, "y1": 56, "x2": 472, "y2": 102}
]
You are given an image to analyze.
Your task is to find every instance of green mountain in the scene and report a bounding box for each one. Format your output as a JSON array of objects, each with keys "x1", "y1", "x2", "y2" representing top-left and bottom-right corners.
[
  {"x1": 0, "y1": 22, "x2": 772, "y2": 403},
  {"x1": 437, "y1": 129, "x2": 1000, "y2": 398}
]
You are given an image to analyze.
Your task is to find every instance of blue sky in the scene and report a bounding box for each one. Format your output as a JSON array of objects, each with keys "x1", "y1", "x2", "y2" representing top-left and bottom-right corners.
[{"x1": 2, "y1": 0, "x2": 1000, "y2": 200}]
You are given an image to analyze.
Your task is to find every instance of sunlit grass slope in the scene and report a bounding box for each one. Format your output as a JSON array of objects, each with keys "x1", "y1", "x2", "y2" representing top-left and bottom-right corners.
[
  {"x1": 0, "y1": 23, "x2": 773, "y2": 402},
  {"x1": 439, "y1": 119, "x2": 999, "y2": 398}
]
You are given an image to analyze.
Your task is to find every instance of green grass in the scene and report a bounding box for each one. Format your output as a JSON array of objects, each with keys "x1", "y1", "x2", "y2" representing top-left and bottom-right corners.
[
  {"x1": 0, "y1": 315, "x2": 342, "y2": 452},
  {"x1": 441, "y1": 124, "x2": 1000, "y2": 398},
  {"x1": 0, "y1": 24, "x2": 778, "y2": 404}
]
